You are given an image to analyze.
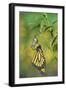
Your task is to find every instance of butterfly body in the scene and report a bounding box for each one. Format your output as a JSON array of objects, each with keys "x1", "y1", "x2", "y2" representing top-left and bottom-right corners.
[{"x1": 32, "y1": 45, "x2": 46, "y2": 73}]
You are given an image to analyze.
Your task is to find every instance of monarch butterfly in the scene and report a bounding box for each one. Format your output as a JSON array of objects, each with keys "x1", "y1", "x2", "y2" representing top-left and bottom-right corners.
[{"x1": 32, "y1": 38, "x2": 46, "y2": 72}]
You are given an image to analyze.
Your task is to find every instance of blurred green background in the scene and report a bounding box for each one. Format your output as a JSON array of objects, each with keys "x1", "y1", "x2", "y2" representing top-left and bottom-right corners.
[{"x1": 19, "y1": 12, "x2": 58, "y2": 78}]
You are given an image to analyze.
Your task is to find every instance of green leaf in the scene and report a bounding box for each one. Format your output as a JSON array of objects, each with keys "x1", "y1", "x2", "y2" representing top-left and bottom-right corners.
[{"x1": 51, "y1": 35, "x2": 57, "y2": 46}]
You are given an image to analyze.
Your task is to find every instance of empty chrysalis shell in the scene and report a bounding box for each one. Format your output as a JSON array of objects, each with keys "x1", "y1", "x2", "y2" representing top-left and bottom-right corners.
[{"x1": 31, "y1": 36, "x2": 38, "y2": 50}]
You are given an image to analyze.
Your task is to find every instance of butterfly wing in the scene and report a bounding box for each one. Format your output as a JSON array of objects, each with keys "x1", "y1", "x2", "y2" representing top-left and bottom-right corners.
[{"x1": 32, "y1": 48, "x2": 46, "y2": 73}]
